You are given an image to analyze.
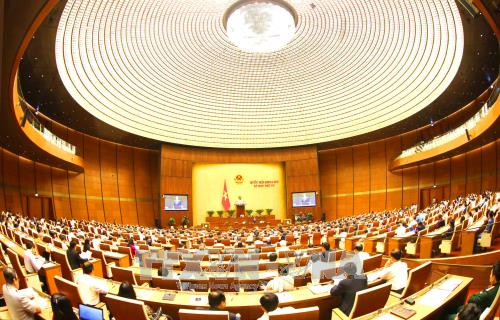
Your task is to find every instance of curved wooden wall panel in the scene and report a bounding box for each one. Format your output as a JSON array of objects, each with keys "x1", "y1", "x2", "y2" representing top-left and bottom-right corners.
[
  {"x1": 320, "y1": 139, "x2": 499, "y2": 220},
  {"x1": 0, "y1": 139, "x2": 159, "y2": 226}
]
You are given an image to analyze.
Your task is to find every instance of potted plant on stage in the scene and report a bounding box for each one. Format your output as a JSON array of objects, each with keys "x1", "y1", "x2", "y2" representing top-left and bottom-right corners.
[
  {"x1": 168, "y1": 217, "x2": 176, "y2": 227},
  {"x1": 181, "y1": 216, "x2": 189, "y2": 227},
  {"x1": 245, "y1": 209, "x2": 253, "y2": 217},
  {"x1": 216, "y1": 210, "x2": 224, "y2": 218},
  {"x1": 256, "y1": 209, "x2": 264, "y2": 216},
  {"x1": 266, "y1": 208, "x2": 273, "y2": 216},
  {"x1": 227, "y1": 209, "x2": 235, "y2": 218},
  {"x1": 207, "y1": 210, "x2": 215, "y2": 218},
  {"x1": 306, "y1": 212, "x2": 314, "y2": 222}
]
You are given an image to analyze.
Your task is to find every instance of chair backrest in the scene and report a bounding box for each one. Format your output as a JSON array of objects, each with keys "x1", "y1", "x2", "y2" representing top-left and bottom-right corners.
[
  {"x1": 480, "y1": 285, "x2": 500, "y2": 320},
  {"x1": 52, "y1": 250, "x2": 75, "y2": 281},
  {"x1": 320, "y1": 267, "x2": 341, "y2": 283},
  {"x1": 111, "y1": 266, "x2": 137, "y2": 285},
  {"x1": 179, "y1": 309, "x2": 229, "y2": 320},
  {"x1": 0, "y1": 246, "x2": 8, "y2": 265},
  {"x1": 235, "y1": 262, "x2": 259, "y2": 273},
  {"x1": 362, "y1": 254, "x2": 382, "y2": 273},
  {"x1": 184, "y1": 261, "x2": 202, "y2": 272},
  {"x1": 350, "y1": 282, "x2": 392, "y2": 318},
  {"x1": 269, "y1": 306, "x2": 319, "y2": 320},
  {"x1": 400, "y1": 261, "x2": 432, "y2": 299},
  {"x1": 54, "y1": 276, "x2": 84, "y2": 308},
  {"x1": 151, "y1": 276, "x2": 181, "y2": 290},
  {"x1": 6, "y1": 249, "x2": 27, "y2": 286},
  {"x1": 117, "y1": 246, "x2": 133, "y2": 265},
  {"x1": 105, "y1": 294, "x2": 148, "y2": 320}
]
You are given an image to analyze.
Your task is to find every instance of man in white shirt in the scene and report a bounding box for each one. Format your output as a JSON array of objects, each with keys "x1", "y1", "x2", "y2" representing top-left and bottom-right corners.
[
  {"x1": 377, "y1": 249, "x2": 408, "y2": 293},
  {"x1": 2, "y1": 267, "x2": 42, "y2": 320},
  {"x1": 92, "y1": 235, "x2": 101, "y2": 250},
  {"x1": 354, "y1": 244, "x2": 370, "y2": 261},
  {"x1": 395, "y1": 223, "x2": 407, "y2": 237},
  {"x1": 23, "y1": 242, "x2": 46, "y2": 274},
  {"x1": 264, "y1": 268, "x2": 294, "y2": 292},
  {"x1": 76, "y1": 262, "x2": 109, "y2": 305}
]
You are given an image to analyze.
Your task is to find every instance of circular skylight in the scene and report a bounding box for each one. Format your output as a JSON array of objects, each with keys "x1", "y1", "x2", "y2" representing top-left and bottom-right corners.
[
  {"x1": 55, "y1": 0, "x2": 464, "y2": 149},
  {"x1": 225, "y1": 1, "x2": 297, "y2": 53}
]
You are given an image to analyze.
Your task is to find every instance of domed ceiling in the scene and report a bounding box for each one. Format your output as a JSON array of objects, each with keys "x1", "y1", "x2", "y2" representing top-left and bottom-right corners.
[{"x1": 54, "y1": 0, "x2": 465, "y2": 148}]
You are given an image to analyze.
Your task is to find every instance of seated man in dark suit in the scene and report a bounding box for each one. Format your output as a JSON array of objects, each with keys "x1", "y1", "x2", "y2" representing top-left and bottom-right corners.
[
  {"x1": 330, "y1": 262, "x2": 367, "y2": 316},
  {"x1": 66, "y1": 240, "x2": 87, "y2": 270},
  {"x1": 208, "y1": 291, "x2": 238, "y2": 320}
]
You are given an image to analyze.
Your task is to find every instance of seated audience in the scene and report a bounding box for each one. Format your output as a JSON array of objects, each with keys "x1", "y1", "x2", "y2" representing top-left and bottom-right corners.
[
  {"x1": 208, "y1": 291, "x2": 237, "y2": 320},
  {"x1": 354, "y1": 244, "x2": 370, "y2": 261},
  {"x1": 51, "y1": 293, "x2": 78, "y2": 320},
  {"x1": 330, "y1": 262, "x2": 367, "y2": 316},
  {"x1": 66, "y1": 240, "x2": 87, "y2": 270},
  {"x1": 377, "y1": 249, "x2": 407, "y2": 294},
  {"x1": 485, "y1": 211, "x2": 495, "y2": 233},
  {"x1": 264, "y1": 267, "x2": 294, "y2": 292},
  {"x1": 76, "y1": 262, "x2": 109, "y2": 305},
  {"x1": 3, "y1": 267, "x2": 42, "y2": 320},
  {"x1": 79, "y1": 239, "x2": 92, "y2": 260},
  {"x1": 23, "y1": 241, "x2": 47, "y2": 274},
  {"x1": 257, "y1": 292, "x2": 294, "y2": 320},
  {"x1": 128, "y1": 238, "x2": 138, "y2": 258},
  {"x1": 321, "y1": 242, "x2": 332, "y2": 262},
  {"x1": 118, "y1": 281, "x2": 154, "y2": 316},
  {"x1": 268, "y1": 252, "x2": 278, "y2": 262},
  {"x1": 455, "y1": 303, "x2": 482, "y2": 320}
]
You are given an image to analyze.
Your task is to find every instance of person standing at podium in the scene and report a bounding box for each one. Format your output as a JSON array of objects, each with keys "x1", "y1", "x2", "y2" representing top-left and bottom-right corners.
[{"x1": 235, "y1": 196, "x2": 246, "y2": 217}]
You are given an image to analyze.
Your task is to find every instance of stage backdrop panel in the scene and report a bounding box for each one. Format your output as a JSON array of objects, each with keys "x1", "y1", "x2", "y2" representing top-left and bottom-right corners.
[{"x1": 192, "y1": 163, "x2": 286, "y2": 226}]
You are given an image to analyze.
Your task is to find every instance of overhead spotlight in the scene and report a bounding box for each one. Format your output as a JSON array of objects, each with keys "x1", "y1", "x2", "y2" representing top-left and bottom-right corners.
[{"x1": 35, "y1": 193, "x2": 39, "y2": 197}]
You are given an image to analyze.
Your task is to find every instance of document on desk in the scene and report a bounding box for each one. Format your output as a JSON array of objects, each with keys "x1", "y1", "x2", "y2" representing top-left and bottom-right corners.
[
  {"x1": 189, "y1": 296, "x2": 209, "y2": 305},
  {"x1": 138, "y1": 290, "x2": 156, "y2": 300},
  {"x1": 419, "y1": 288, "x2": 451, "y2": 306},
  {"x1": 277, "y1": 292, "x2": 293, "y2": 303},
  {"x1": 438, "y1": 278, "x2": 462, "y2": 292},
  {"x1": 367, "y1": 271, "x2": 382, "y2": 282},
  {"x1": 308, "y1": 284, "x2": 334, "y2": 294}
]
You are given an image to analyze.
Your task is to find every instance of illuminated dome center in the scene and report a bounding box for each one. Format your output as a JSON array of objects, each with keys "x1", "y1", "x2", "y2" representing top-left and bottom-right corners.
[{"x1": 225, "y1": 1, "x2": 297, "y2": 53}]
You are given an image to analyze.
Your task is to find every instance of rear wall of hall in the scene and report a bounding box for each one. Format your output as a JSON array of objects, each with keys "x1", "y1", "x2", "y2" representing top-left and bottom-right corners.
[
  {"x1": 320, "y1": 137, "x2": 500, "y2": 220},
  {"x1": 0, "y1": 127, "x2": 160, "y2": 226}
]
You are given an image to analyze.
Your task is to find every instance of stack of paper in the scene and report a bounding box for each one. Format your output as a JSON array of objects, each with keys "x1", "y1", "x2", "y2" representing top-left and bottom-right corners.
[
  {"x1": 419, "y1": 288, "x2": 451, "y2": 307},
  {"x1": 308, "y1": 284, "x2": 334, "y2": 294}
]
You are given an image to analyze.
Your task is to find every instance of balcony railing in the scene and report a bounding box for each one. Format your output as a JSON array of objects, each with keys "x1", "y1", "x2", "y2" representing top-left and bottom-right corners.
[
  {"x1": 397, "y1": 82, "x2": 499, "y2": 160},
  {"x1": 17, "y1": 83, "x2": 76, "y2": 155}
]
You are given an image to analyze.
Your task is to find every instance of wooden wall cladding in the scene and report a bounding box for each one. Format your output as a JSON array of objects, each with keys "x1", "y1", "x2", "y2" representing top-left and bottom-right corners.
[
  {"x1": 0, "y1": 136, "x2": 159, "y2": 226},
  {"x1": 160, "y1": 144, "x2": 321, "y2": 227},
  {"x1": 320, "y1": 138, "x2": 499, "y2": 220}
]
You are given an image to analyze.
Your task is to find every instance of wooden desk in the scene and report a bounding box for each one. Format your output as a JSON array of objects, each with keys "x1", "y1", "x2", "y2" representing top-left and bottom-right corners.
[
  {"x1": 460, "y1": 219, "x2": 486, "y2": 256},
  {"x1": 0, "y1": 235, "x2": 63, "y2": 294},
  {"x1": 388, "y1": 235, "x2": 411, "y2": 254},
  {"x1": 364, "y1": 234, "x2": 386, "y2": 254},
  {"x1": 104, "y1": 251, "x2": 130, "y2": 267},
  {"x1": 348, "y1": 275, "x2": 472, "y2": 320},
  {"x1": 420, "y1": 226, "x2": 448, "y2": 258}
]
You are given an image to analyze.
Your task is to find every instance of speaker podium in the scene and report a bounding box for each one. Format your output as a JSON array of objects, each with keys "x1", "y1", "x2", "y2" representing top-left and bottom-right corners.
[{"x1": 236, "y1": 204, "x2": 245, "y2": 217}]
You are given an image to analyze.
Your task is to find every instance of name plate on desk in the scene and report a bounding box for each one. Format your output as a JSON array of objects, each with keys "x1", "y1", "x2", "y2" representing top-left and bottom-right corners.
[{"x1": 189, "y1": 296, "x2": 208, "y2": 305}]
